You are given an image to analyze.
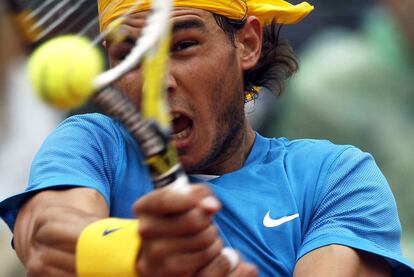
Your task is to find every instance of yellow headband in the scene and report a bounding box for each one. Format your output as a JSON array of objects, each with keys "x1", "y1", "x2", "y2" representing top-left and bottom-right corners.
[{"x1": 98, "y1": 0, "x2": 314, "y2": 32}]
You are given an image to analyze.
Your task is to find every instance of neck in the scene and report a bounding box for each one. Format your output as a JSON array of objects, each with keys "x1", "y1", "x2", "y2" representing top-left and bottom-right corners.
[{"x1": 194, "y1": 122, "x2": 256, "y2": 175}]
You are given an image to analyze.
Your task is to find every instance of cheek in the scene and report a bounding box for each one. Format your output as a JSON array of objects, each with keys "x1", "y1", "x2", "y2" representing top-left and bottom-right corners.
[{"x1": 114, "y1": 70, "x2": 142, "y2": 108}]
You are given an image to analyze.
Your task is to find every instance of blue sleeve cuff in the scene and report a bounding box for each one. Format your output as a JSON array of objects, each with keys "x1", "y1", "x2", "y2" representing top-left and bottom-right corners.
[{"x1": 0, "y1": 182, "x2": 110, "y2": 232}]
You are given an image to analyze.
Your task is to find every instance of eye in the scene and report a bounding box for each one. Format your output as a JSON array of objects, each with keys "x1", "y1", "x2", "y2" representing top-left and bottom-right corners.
[
  {"x1": 112, "y1": 49, "x2": 130, "y2": 62},
  {"x1": 108, "y1": 40, "x2": 134, "y2": 63},
  {"x1": 171, "y1": 40, "x2": 198, "y2": 53}
]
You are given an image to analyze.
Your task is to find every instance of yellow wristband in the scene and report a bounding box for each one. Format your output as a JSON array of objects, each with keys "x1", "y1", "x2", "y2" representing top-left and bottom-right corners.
[{"x1": 76, "y1": 218, "x2": 141, "y2": 277}]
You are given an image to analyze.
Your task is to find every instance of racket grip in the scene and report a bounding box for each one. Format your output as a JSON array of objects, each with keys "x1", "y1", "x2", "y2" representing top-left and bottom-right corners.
[{"x1": 166, "y1": 173, "x2": 191, "y2": 194}]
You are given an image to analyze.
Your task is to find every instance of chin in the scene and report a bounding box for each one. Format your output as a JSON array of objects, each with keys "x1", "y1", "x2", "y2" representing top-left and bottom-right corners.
[
  {"x1": 178, "y1": 154, "x2": 203, "y2": 173},
  {"x1": 179, "y1": 157, "x2": 195, "y2": 172}
]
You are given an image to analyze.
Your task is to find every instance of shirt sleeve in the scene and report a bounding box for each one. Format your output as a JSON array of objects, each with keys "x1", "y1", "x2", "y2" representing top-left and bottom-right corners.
[
  {"x1": 0, "y1": 114, "x2": 124, "y2": 232},
  {"x1": 298, "y1": 146, "x2": 414, "y2": 275}
]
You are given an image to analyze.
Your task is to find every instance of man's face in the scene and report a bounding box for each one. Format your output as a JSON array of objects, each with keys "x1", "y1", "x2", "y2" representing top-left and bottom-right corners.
[{"x1": 107, "y1": 8, "x2": 248, "y2": 173}]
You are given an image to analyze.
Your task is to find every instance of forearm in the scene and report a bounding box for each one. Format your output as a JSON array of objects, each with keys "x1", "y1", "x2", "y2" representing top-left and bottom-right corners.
[
  {"x1": 294, "y1": 245, "x2": 391, "y2": 277},
  {"x1": 14, "y1": 188, "x2": 108, "y2": 271}
]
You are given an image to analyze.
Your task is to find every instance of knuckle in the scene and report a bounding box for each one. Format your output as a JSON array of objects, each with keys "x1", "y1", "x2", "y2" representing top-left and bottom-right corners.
[
  {"x1": 186, "y1": 209, "x2": 210, "y2": 231},
  {"x1": 152, "y1": 191, "x2": 181, "y2": 215},
  {"x1": 192, "y1": 185, "x2": 212, "y2": 199},
  {"x1": 188, "y1": 238, "x2": 223, "y2": 268},
  {"x1": 214, "y1": 250, "x2": 233, "y2": 273},
  {"x1": 165, "y1": 258, "x2": 187, "y2": 275},
  {"x1": 137, "y1": 258, "x2": 153, "y2": 277},
  {"x1": 196, "y1": 270, "x2": 208, "y2": 277},
  {"x1": 138, "y1": 219, "x2": 151, "y2": 237},
  {"x1": 36, "y1": 211, "x2": 48, "y2": 226},
  {"x1": 132, "y1": 199, "x2": 143, "y2": 214},
  {"x1": 217, "y1": 256, "x2": 232, "y2": 273},
  {"x1": 197, "y1": 268, "x2": 213, "y2": 277},
  {"x1": 204, "y1": 224, "x2": 218, "y2": 242},
  {"x1": 233, "y1": 263, "x2": 259, "y2": 277},
  {"x1": 156, "y1": 191, "x2": 175, "y2": 214},
  {"x1": 32, "y1": 207, "x2": 58, "y2": 243},
  {"x1": 32, "y1": 223, "x2": 51, "y2": 245},
  {"x1": 194, "y1": 225, "x2": 218, "y2": 249},
  {"x1": 247, "y1": 265, "x2": 259, "y2": 277},
  {"x1": 33, "y1": 212, "x2": 48, "y2": 236},
  {"x1": 204, "y1": 239, "x2": 223, "y2": 260},
  {"x1": 139, "y1": 217, "x2": 163, "y2": 239},
  {"x1": 134, "y1": 191, "x2": 161, "y2": 214},
  {"x1": 26, "y1": 257, "x2": 45, "y2": 277},
  {"x1": 147, "y1": 242, "x2": 167, "y2": 261}
]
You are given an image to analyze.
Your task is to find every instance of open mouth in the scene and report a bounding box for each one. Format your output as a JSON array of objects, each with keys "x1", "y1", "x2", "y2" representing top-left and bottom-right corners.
[{"x1": 171, "y1": 112, "x2": 193, "y2": 140}]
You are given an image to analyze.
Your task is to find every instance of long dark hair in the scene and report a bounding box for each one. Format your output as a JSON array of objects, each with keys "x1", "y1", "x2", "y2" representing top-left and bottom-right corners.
[{"x1": 213, "y1": 14, "x2": 299, "y2": 99}]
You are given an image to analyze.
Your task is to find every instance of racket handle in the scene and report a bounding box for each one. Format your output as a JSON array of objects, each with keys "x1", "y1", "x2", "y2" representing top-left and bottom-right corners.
[{"x1": 166, "y1": 173, "x2": 191, "y2": 194}]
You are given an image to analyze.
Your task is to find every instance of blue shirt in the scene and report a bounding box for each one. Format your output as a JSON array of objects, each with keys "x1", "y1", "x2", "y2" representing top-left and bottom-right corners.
[{"x1": 1, "y1": 113, "x2": 413, "y2": 276}]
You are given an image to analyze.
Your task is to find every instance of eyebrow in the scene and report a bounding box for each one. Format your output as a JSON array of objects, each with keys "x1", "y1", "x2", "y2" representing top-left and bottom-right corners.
[
  {"x1": 106, "y1": 36, "x2": 135, "y2": 49},
  {"x1": 107, "y1": 19, "x2": 207, "y2": 47},
  {"x1": 172, "y1": 19, "x2": 208, "y2": 34}
]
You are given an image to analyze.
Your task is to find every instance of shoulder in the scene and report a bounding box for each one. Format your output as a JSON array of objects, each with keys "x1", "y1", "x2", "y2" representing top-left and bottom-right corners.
[
  {"x1": 273, "y1": 137, "x2": 349, "y2": 156},
  {"x1": 267, "y1": 136, "x2": 387, "y2": 201},
  {"x1": 266, "y1": 136, "x2": 355, "y2": 176},
  {"x1": 55, "y1": 113, "x2": 121, "y2": 136},
  {"x1": 29, "y1": 113, "x2": 132, "y2": 201},
  {"x1": 262, "y1": 136, "x2": 385, "y2": 218},
  {"x1": 40, "y1": 113, "x2": 130, "y2": 153}
]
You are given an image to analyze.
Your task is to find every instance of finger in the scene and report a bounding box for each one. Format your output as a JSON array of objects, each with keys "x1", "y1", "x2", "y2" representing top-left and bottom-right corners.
[
  {"x1": 139, "y1": 237, "x2": 223, "y2": 276},
  {"x1": 139, "y1": 205, "x2": 213, "y2": 238},
  {"x1": 196, "y1": 248, "x2": 239, "y2": 277},
  {"x1": 221, "y1": 248, "x2": 240, "y2": 272},
  {"x1": 134, "y1": 185, "x2": 216, "y2": 216},
  {"x1": 33, "y1": 206, "x2": 99, "y2": 252},
  {"x1": 166, "y1": 238, "x2": 223, "y2": 274},
  {"x1": 26, "y1": 248, "x2": 76, "y2": 277},
  {"x1": 142, "y1": 224, "x2": 218, "y2": 258},
  {"x1": 34, "y1": 219, "x2": 84, "y2": 252},
  {"x1": 32, "y1": 245, "x2": 76, "y2": 273},
  {"x1": 198, "y1": 196, "x2": 223, "y2": 215},
  {"x1": 229, "y1": 263, "x2": 258, "y2": 277},
  {"x1": 27, "y1": 266, "x2": 74, "y2": 277}
]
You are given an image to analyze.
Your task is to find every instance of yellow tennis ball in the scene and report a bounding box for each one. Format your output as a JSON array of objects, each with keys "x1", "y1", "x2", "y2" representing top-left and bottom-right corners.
[{"x1": 28, "y1": 35, "x2": 104, "y2": 109}]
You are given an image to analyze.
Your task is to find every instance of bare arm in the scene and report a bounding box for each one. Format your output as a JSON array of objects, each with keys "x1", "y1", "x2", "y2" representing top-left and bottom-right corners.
[
  {"x1": 13, "y1": 186, "x2": 257, "y2": 277},
  {"x1": 14, "y1": 187, "x2": 109, "y2": 276},
  {"x1": 294, "y1": 245, "x2": 391, "y2": 277}
]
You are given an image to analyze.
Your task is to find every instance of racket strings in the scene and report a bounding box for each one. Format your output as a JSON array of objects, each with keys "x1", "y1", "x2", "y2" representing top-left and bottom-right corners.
[
  {"x1": 7, "y1": 0, "x2": 147, "y2": 54},
  {"x1": 6, "y1": 0, "x2": 99, "y2": 46}
]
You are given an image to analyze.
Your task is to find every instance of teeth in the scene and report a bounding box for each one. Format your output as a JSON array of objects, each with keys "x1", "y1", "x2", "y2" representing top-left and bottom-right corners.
[
  {"x1": 172, "y1": 127, "x2": 191, "y2": 140},
  {"x1": 171, "y1": 112, "x2": 180, "y2": 119}
]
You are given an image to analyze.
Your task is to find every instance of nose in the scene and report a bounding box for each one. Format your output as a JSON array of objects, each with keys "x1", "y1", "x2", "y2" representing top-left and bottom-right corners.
[{"x1": 166, "y1": 69, "x2": 178, "y2": 94}]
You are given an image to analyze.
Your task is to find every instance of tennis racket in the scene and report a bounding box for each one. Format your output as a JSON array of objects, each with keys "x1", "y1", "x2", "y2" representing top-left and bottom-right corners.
[{"x1": 5, "y1": 0, "x2": 187, "y2": 189}]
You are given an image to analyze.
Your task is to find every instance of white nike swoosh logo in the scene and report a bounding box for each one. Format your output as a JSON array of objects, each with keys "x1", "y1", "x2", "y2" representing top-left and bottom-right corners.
[{"x1": 263, "y1": 211, "x2": 299, "y2": 228}]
